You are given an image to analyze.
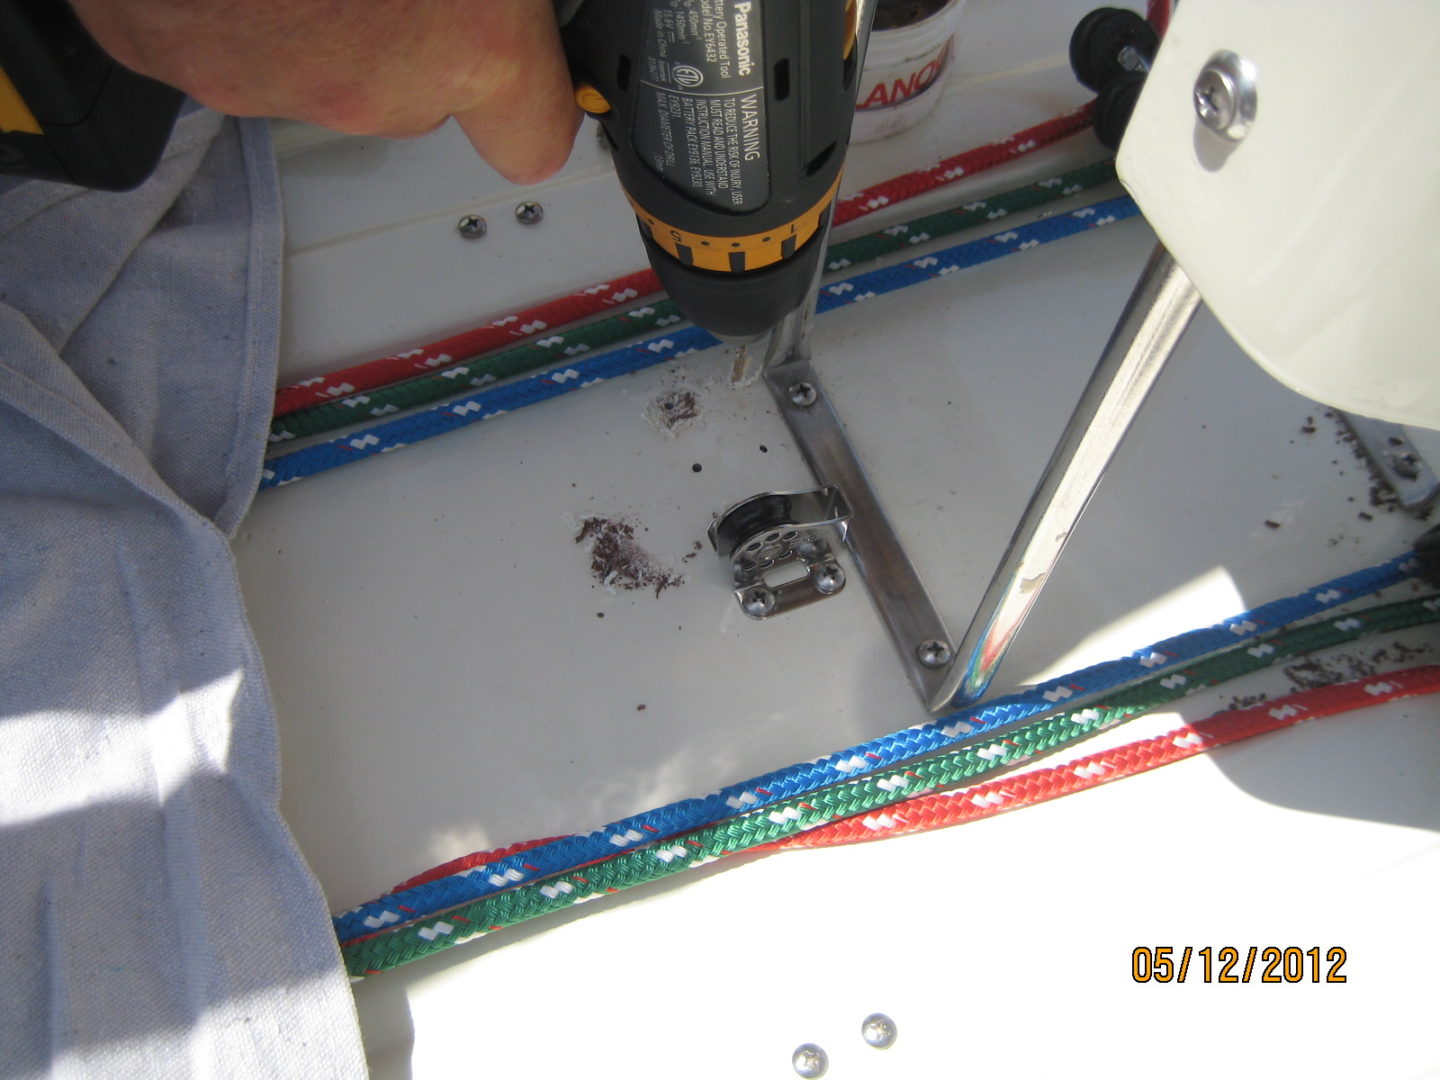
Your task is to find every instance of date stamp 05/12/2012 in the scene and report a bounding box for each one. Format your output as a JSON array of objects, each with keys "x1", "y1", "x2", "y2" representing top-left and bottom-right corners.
[{"x1": 1131, "y1": 946, "x2": 1348, "y2": 984}]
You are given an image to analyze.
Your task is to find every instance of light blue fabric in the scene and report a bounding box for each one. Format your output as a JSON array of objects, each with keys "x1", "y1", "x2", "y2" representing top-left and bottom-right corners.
[{"x1": 0, "y1": 109, "x2": 367, "y2": 1078}]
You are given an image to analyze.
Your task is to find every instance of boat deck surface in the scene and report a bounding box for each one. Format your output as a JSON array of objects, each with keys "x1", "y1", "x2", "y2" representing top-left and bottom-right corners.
[{"x1": 234, "y1": 4, "x2": 1440, "y2": 1075}]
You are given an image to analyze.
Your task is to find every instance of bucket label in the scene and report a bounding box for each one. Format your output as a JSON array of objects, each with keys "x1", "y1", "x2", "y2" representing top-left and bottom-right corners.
[
  {"x1": 633, "y1": 0, "x2": 770, "y2": 211},
  {"x1": 858, "y1": 37, "x2": 953, "y2": 111}
]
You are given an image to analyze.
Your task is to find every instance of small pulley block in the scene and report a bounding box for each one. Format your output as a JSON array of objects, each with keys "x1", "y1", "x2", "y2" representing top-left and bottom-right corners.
[{"x1": 708, "y1": 487, "x2": 853, "y2": 619}]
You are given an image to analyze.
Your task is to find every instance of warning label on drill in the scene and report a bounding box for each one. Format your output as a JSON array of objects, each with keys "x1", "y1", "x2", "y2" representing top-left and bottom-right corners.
[{"x1": 632, "y1": 0, "x2": 770, "y2": 212}]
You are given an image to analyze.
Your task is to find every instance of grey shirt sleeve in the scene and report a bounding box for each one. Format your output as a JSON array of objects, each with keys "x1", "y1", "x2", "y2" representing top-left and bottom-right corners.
[{"x1": 0, "y1": 108, "x2": 368, "y2": 1078}]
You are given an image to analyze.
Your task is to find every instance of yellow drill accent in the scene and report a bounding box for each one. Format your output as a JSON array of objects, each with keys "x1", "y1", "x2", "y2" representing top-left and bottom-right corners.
[
  {"x1": 629, "y1": 173, "x2": 843, "y2": 274},
  {"x1": 0, "y1": 66, "x2": 42, "y2": 135},
  {"x1": 574, "y1": 83, "x2": 611, "y2": 115}
]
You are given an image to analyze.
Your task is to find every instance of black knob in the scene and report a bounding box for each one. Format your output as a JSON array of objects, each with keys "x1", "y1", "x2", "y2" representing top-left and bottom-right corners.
[
  {"x1": 1069, "y1": 7, "x2": 1159, "y2": 93},
  {"x1": 1093, "y1": 70, "x2": 1147, "y2": 149}
]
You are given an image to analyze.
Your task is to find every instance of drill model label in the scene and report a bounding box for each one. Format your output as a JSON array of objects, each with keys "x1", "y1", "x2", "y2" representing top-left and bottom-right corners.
[{"x1": 633, "y1": 0, "x2": 770, "y2": 212}]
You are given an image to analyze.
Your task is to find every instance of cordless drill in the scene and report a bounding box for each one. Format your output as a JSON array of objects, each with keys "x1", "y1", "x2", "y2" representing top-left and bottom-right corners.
[
  {"x1": 559, "y1": 0, "x2": 867, "y2": 340},
  {"x1": 0, "y1": 0, "x2": 869, "y2": 344},
  {"x1": 0, "y1": 0, "x2": 181, "y2": 190}
]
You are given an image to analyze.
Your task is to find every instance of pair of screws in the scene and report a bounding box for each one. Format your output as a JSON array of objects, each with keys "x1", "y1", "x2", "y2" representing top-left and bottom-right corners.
[
  {"x1": 456, "y1": 201, "x2": 544, "y2": 239},
  {"x1": 740, "y1": 561, "x2": 845, "y2": 618},
  {"x1": 793, "y1": 1013, "x2": 898, "y2": 1077}
]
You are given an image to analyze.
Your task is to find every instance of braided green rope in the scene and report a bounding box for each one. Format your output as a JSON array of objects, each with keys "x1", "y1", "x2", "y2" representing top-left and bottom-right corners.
[
  {"x1": 269, "y1": 300, "x2": 687, "y2": 441},
  {"x1": 272, "y1": 159, "x2": 1118, "y2": 442},
  {"x1": 342, "y1": 592, "x2": 1438, "y2": 976},
  {"x1": 822, "y1": 158, "x2": 1117, "y2": 271}
]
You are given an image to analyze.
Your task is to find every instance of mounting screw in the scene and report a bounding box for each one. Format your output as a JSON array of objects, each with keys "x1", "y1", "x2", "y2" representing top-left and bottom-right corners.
[
  {"x1": 456, "y1": 214, "x2": 487, "y2": 239},
  {"x1": 1388, "y1": 451, "x2": 1422, "y2": 481},
  {"x1": 811, "y1": 562, "x2": 845, "y2": 595},
  {"x1": 917, "y1": 639, "x2": 953, "y2": 668},
  {"x1": 741, "y1": 586, "x2": 777, "y2": 618},
  {"x1": 861, "y1": 1013, "x2": 898, "y2": 1049},
  {"x1": 792, "y1": 1044, "x2": 828, "y2": 1078},
  {"x1": 787, "y1": 381, "x2": 818, "y2": 408},
  {"x1": 515, "y1": 200, "x2": 545, "y2": 225},
  {"x1": 1193, "y1": 51, "x2": 1257, "y2": 141}
]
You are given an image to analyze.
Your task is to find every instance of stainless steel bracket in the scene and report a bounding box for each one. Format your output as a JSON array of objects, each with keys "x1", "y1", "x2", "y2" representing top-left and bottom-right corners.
[
  {"x1": 725, "y1": 243, "x2": 1200, "y2": 713},
  {"x1": 1338, "y1": 412, "x2": 1440, "y2": 513},
  {"x1": 762, "y1": 359, "x2": 959, "y2": 706},
  {"x1": 712, "y1": 169, "x2": 960, "y2": 708}
]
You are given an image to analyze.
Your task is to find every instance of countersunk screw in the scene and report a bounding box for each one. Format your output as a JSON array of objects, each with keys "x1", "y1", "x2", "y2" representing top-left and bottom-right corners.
[
  {"x1": 740, "y1": 586, "x2": 777, "y2": 618},
  {"x1": 788, "y1": 381, "x2": 818, "y2": 408},
  {"x1": 515, "y1": 200, "x2": 545, "y2": 225},
  {"x1": 1193, "y1": 51, "x2": 1257, "y2": 141},
  {"x1": 456, "y1": 214, "x2": 487, "y2": 239},
  {"x1": 811, "y1": 562, "x2": 845, "y2": 595},
  {"x1": 917, "y1": 638, "x2": 953, "y2": 668}
]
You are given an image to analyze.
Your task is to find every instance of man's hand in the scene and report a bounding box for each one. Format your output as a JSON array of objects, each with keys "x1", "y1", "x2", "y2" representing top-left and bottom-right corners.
[{"x1": 69, "y1": 0, "x2": 581, "y2": 184}]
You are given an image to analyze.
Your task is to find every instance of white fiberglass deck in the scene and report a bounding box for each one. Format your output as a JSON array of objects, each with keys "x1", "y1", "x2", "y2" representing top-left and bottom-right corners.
[{"x1": 233, "y1": 3, "x2": 1440, "y2": 1076}]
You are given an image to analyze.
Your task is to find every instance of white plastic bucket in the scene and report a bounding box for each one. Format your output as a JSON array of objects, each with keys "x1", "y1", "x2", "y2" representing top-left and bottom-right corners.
[{"x1": 852, "y1": 0, "x2": 970, "y2": 143}]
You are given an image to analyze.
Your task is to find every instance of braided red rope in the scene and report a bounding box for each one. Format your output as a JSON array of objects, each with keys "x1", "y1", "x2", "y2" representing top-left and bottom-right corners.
[
  {"x1": 272, "y1": 271, "x2": 662, "y2": 416},
  {"x1": 1148, "y1": 0, "x2": 1171, "y2": 37},
  {"x1": 832, "y1": 103, "x2": 1095, "y2": 224},
  {"x1": 389, "y1": 835, "x2": 569, "y2": 893},
  {"x1": 762, "y1": 665, "x2": 1440, "y2": 850}
]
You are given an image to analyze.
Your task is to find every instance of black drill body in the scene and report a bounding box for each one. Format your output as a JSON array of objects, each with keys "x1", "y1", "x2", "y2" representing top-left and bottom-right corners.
[{"x1": 561, "y1": 0, "x2": 863, "y2": 339}]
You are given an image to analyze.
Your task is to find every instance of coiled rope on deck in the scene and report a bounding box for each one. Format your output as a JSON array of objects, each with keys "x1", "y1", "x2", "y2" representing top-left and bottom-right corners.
[
  {"x1": 333, "y1": 551, "x2": 1423, "y2": 944},
  {"x1": 341, "y1": 589, "x2": 1440, "y2": 975}
]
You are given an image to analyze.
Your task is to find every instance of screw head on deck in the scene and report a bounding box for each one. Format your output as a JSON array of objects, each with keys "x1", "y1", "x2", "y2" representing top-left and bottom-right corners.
[
  {"x1": 861, "y1": 1013, "x2": 898, "y2": 1049},
  {"x1": 456, "y1": 214, "x2": 487, "y2": 239},
  {"x1": 514, "y1": 200, "x2": 545, "y2": 225},
  {"x1": 792, "y1": 1043, "x2": 828, "y2": 1078}
]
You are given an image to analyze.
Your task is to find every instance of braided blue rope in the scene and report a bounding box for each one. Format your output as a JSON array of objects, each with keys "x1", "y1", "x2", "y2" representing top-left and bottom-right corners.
[
  {"x1": 263, "y1": 196, "x2": 1141, "y2": 490},
  {"x1": 335, "y1": 550, "x2": 1420, "y2": 940}
]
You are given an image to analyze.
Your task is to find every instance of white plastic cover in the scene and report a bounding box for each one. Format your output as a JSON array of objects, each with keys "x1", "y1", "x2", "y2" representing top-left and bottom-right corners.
[{"x1": 1118, "y1": 0, "x2": 1440, "y2": 429}]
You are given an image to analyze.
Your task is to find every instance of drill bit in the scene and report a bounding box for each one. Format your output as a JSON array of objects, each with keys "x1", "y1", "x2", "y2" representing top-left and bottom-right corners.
[{"x1": 729, "y1": 342, "x2": 762, "y2": 387}]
